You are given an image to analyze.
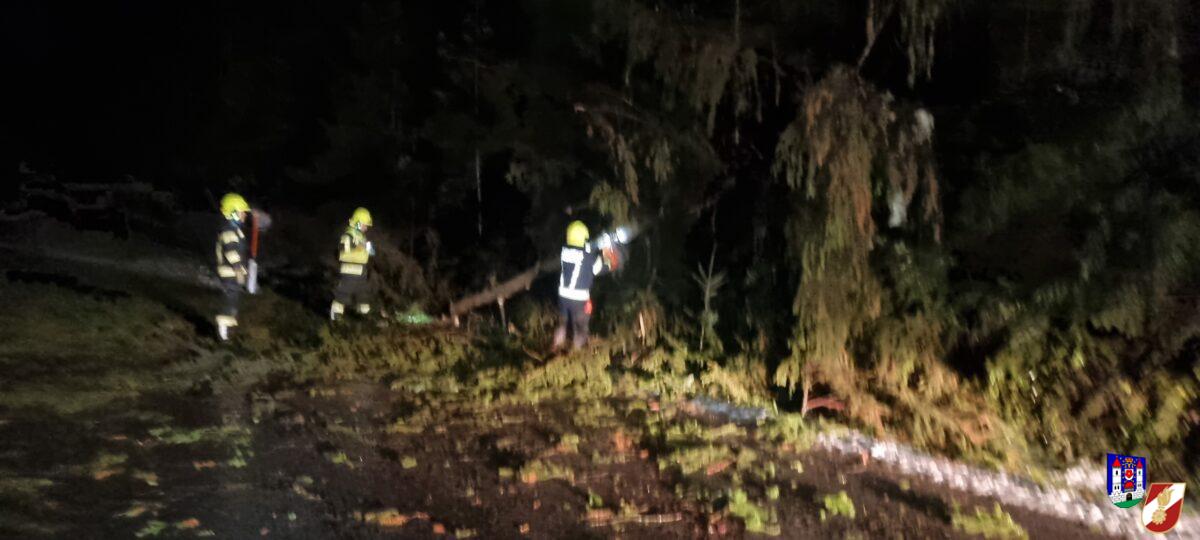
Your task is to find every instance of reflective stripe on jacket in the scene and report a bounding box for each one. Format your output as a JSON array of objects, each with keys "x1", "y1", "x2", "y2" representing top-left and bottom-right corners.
[
  {"x1": 338, "y1": 227, "x2": 370, "y2": 276},
  {"x1": 558, "y1": 244, "x2": 604, "y2": 301},
  {"x1": 215, "y1": 220, "x2": 247, "y2": 280}
]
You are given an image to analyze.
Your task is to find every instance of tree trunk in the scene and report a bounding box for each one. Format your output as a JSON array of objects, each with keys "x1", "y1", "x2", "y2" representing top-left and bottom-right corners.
[
  {"x1": 449, "y1": 257, "x2": 558, "y2": 322},
  {"x1": 475, "y1": 147, "x2": 483, "y2": 238}
]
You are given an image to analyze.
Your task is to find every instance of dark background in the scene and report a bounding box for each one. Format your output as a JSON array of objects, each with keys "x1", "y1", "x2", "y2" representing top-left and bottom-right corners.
[{"x1": 2, "y1": 0, "x2": 1199, "y2": 488}]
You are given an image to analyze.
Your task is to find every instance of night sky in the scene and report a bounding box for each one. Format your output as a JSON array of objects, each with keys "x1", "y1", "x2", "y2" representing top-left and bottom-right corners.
[
  {"x1": 1, "y1": 1, "x2": 353, "y2": 185},
  {"x1": 5, "y1": 1, "x2": 1199, "y2": 193}
]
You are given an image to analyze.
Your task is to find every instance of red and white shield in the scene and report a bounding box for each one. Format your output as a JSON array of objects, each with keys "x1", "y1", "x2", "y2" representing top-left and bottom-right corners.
[{"x1": 1142, "y1": 483, "x2": 1187, "y2": 534}]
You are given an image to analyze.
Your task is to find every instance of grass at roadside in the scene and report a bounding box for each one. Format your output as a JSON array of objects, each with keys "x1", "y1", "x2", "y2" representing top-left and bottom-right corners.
[
  {"x1": 0, "y1": 277, "x2": 259, "y2": 537},
  {"x1": 0, "y1": 274, "x2": 1104, "y2": 538}
]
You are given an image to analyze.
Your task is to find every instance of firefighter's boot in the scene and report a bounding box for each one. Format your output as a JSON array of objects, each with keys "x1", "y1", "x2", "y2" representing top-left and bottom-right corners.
[
  {"x1": 552, "y1": 325, "x2": 567, "y2": 351},
  {"x1": 216, "y1": 315, "x2": 237, "y2": 341}
]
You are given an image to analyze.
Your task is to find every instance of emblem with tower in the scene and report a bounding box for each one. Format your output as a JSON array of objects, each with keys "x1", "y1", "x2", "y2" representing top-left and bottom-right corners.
[{"x1": 1107, "y1": 453, "x2": 1146, "y2": 508}]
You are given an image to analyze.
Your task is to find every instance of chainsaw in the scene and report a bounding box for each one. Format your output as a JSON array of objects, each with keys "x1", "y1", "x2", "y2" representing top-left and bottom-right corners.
[{"x1": 595, "y1": 226, "x2": 632, "y2": 271}]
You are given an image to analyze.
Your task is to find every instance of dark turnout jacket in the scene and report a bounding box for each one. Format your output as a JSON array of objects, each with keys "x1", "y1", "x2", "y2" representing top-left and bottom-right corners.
[{"x1": 558, "y1": 244, "x2": 606, "y2": 301}]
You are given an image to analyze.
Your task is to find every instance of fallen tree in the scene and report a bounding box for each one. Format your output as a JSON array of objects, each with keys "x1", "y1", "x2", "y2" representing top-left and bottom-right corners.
[
  {"x1": 448, "y1": 257, "x2": 557, "y2": 324},
  {"x1": 445, "y1": 197, "x2": 722, "y2": 323}
]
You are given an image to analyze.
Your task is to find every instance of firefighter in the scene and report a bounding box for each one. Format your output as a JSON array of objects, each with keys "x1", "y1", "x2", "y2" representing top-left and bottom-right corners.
[
  {"x1": 330, "y1": 207, "x2": 375, "y2": 320},
  {"x1": 214, "y1": 192, "x2": 251, "y2": 341},
  {"x1": 554, "y1": 220, "x2": 618, "y2": 350}
]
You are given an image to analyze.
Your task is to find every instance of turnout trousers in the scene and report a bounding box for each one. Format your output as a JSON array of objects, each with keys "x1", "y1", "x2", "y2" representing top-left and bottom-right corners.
[
  {"x1": 215, "y1": 277, "x2": 242, "y2": 339},
  {"x1": 553, "y1": 297, "x2": 591, "y2": 350},
  {"x1": 219, "y1": 278, "x2": 241, "y2": 320},
  {"x1": 331, "y1": 274, "x2": 372, "y2": 318}
]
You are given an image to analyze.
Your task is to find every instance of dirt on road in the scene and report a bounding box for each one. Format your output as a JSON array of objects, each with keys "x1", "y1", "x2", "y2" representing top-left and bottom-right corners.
[{"x1": 0, "y1": 247, "x2": 1121, "y2": 539}]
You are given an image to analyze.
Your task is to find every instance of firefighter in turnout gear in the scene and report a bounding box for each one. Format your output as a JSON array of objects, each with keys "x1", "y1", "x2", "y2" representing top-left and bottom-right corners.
[
  {"x1": 554, "y1": 220, "x2": 624, "y2": 350},
  {"x1": 214, "y1": 193, "x2": 251, "y2": 341},
  {"x1": 330, "y1": 207, "x2": 375, "y2": 320}
]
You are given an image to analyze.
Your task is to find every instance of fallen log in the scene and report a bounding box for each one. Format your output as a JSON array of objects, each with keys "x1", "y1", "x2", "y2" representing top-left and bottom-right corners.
[
  {"x1": 448, "y1": 257, "x2": 557, "y2": 323},
  {"x1": 446, "y1": 191, "x2": 726, "y2": 321}
]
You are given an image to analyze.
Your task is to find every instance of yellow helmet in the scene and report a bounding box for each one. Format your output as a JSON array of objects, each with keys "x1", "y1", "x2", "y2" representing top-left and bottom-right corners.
[
  {"x1": 566, "y1": 220, "x2": 589, "y2": 248},
  {"x1": 349, "y1": 207, "x2": 373, "y2": 228},
  {"x1": 220, "y1": 193, "x2": 250, "y2": 220}
]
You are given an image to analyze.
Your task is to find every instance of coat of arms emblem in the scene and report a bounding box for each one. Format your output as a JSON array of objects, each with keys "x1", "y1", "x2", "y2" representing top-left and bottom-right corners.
[
  {"x1": 1107, "y1": 453, "x2": 1147, "y2": 508},
  {"x1": 1142, "y1": 482, "x2": 1186, "y2": 534}
]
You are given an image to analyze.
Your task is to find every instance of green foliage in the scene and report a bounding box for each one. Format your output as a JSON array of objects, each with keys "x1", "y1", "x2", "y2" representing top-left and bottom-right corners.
[
  {"x1": 326, "y1": 451, "x2": 354, "y2": 468},
  {"x1": 727, "y1": 488, "x2": 781, "y2": 536},
  {"x1": 0, "y1": 477, "x2": 54, "y2": 501},
  {"x1": 557, "y1": 433, "x2": 581, "y2": 453},
  {"x1": 820, "y1": 490, "x2": 856, "y2": 520},
  {"x1": 148, "y1": 425, "x2": 250, "y2": 447},
  {"x1": 659, "y1": 445, "x2": 734, "y2": 476},
  {"x1": 620, "y1": 1, "x2": 759, "y2": 134},
  {"x1": 509, "y1": 298, "x2": 558, "y2": 342},
  {"x1": 664, "y1": 421, "x2": 742, "y2": 446},
  {"x1": 757, "y1": 413, "x2": 815, "y2": 451},
  {"x1": 134, "y1": 520, "x2": 170, "y2": 538},
  {"x1": 518, "y1": 459, "x2": 575, "y2": 484},
  {"x1": 0, "y1": 276, "x2": 227, "y2": 455},
  {"x1": 602, "y1": 287, "x2": 668, "y2": 352},
  {"x1": 589, "y1": 180, "x2": 634, "y2": 225},
  {"x1": 952, "y1": 62, "x2": 1200, "y2": 479},
  {"x1": 697, "y1": 357, "x2": 773, "y2": 408},
  {"x1": 0, "y1": 279, "x2": 192, "y2": 371},
  {"x1": 369, "y1": 233, "x2": 443, "y2": 310},
  {"x1": 85, "y1": 452, "x2": 128, "y2": 476},
  {"x1": 516, "y1": 350, "x2": 613, "y2": 403},
  {"x1": 951, "y1": 504, "x2": 1027, "y2": 540},
  {"x1": 772, "y1": 65, "x2": 941, "y2": 393},
  {"x1": 768, "y1": 67, "x2": 989, "y2": 458},
  {"x1": 896, "y1": 0, "x2": 950, "y2": 86},
  {"x1": 692, "y1": 254, "x2": 727, "y2": 353},
  {"x1": 302, "y1": 327, "x2": 479, "y2": 385}
]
